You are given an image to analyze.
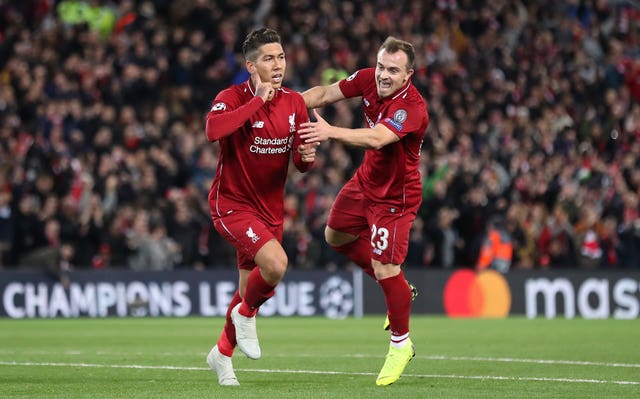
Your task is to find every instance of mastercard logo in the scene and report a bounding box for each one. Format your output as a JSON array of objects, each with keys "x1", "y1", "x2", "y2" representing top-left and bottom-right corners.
[{"x1": 443, "y1": 269, "x2": 511, "y2": 318}]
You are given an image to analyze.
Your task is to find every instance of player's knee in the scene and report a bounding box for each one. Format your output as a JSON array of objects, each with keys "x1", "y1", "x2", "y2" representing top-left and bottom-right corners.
[
  {"x1": 324, "y1": 226, "x2": 355, "y2": 247},
  {"x1": 373, "y1": 262, "x2": 401, "y2": 280},
  {"x1": 260, "y1": 253, "x2": 288, "y2": 283},
  {"x1": 255, "y1": 240, "x2": 288, "y2": 284},
  {"x1": 324, "y1": 227, "x2": 338, "y2": 247}
]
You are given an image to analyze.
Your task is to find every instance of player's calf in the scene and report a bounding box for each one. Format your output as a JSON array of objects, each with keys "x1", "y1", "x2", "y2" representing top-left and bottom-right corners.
[{"x1": 383, "y1": 280, "x2": 418, "y2": 331}]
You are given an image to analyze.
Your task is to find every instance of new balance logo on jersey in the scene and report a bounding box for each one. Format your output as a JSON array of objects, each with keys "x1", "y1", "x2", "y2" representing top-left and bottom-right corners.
[
  {"x1": 252, "y1": 121, "x2": 265, "y2": 128},
  {"x1": 363, "y1": 98, "x2": 370, "y2": 107},
  {"x1": 246, "y1": 227, "x2": 260, "y2": 243}
]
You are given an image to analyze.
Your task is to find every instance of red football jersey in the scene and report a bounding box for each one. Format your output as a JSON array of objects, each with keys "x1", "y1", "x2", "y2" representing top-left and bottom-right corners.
[
  {"x1": 338, "y1": 68, "x2": 429, "y2": 209},
  {"x1": 207, "y1": 81, "x2": 310, "y2": 226}
]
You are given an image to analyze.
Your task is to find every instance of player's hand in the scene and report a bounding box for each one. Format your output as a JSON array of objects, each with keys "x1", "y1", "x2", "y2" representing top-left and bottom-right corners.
[
  {"x1": 297, "y1": 141, "x2": 319, "y2": 163},
  {"x1": 252, "y1": 69, "x2": 275, "y2": 102},
  {"x1": 299, "y1": 109, "x2": 333, "y2": 143}
]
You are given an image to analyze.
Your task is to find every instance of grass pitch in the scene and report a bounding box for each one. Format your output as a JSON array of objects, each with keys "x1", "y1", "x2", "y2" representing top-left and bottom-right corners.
[{"x1": 1, "y1": 316, "x2": 638, "y2": 398}]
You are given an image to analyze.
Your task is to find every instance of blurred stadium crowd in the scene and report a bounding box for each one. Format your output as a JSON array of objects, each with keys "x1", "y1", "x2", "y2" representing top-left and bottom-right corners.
[{"x1": 0, "y1": 0, "x2": 639, "y2": 274}]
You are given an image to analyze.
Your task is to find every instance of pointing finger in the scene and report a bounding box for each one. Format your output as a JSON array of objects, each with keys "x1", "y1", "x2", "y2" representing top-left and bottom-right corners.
[{"x1": 251, "y1": 68, "x2": 262, "y2": 86}]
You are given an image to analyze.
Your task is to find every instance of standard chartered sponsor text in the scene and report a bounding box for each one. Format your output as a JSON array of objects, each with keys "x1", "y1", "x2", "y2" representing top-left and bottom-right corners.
[{"x1": 250, "y1": 136, "x2": 292, "y2": 154}]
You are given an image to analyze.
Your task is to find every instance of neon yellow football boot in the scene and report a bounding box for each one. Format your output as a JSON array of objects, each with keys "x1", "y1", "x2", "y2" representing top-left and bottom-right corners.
[
  {"x1": 375, "y1": 338, "x2": 415, "y2": 386},
  {"x1": 383, "y1": 281, "x2": 418, "y2": 331}
]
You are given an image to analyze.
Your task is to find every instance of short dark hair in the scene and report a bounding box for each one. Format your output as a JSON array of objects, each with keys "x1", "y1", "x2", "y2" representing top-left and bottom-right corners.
[
  {"x1": 242, "y1": 28, "x2": 281, "y2": 61},
  {"x1": 379, "y1": 36, "x2": 415, "y2": 71}
]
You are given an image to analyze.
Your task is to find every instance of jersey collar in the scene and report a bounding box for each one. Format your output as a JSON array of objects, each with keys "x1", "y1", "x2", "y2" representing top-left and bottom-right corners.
[
  {"x1": 246, "y1": 80, "x2": 284, "y2": 98},
  {"x1": 381, "y1": 80, "x2": 411, "y2": 102}
]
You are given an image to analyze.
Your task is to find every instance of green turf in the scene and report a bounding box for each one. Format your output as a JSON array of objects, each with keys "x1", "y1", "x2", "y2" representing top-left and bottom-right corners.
[{"x1": 0, "y1": 316, "x2": 638, "y2": 398}]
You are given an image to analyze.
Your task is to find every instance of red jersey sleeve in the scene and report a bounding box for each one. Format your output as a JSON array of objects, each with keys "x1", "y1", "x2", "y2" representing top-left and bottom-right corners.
[
  {"x1": 205, "y1": 88, "x2": 264, "y2": 142},
  {"x1": 338, "y1": 68, "x2": 375, "y2": 98},
  {"x1": 379, "y1": 99, "x2": 429, "y2": 140}
]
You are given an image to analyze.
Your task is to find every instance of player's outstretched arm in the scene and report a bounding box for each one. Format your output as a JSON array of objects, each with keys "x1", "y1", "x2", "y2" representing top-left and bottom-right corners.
[
  {"x1": 301, "y1": 82, "x2": 345, "y2": 109},
  {"x1": 299, "y1": 109, "x2": 399, "y2": 150}
]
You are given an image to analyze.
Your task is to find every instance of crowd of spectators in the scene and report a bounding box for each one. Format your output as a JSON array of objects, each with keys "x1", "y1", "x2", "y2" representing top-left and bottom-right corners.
[{"x1": 0, "y1": 0, "x2": 639, "y2": 276}]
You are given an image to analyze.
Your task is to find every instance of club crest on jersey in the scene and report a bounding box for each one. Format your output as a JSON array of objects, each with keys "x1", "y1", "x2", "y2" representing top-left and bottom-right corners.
[
  {"x1": 289, "y1": 112, "x2": 296, "y2": 132},
  {"x1": 246, "y1": 227, "x2": 260, "y2": 243},
  {"x1": 211, "y1": 102, "x2": 226, "y2": 111}
]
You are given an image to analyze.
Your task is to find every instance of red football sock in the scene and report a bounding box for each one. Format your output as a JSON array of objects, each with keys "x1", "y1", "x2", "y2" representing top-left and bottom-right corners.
[
  {"x1": 378, "y1": 271, "x2": 412, "y2": 336},
  {"x1": 239, "y1": 267, "x2": 276, "y2": 317},
  {"x1": 331, "y1": 235, "x2": 376, "y2": 280},
  {"x1": 217, "y1": 290, "x2": 242, "y2": 357}
]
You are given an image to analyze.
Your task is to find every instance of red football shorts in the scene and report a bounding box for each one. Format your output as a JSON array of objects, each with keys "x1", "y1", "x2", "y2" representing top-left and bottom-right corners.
[
  {"x1": 327, "y1": 179, "x2": 418, "y2": 266},
  {"x1": 212, "y1": 210, "x2": 283, "y2": 270}
]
